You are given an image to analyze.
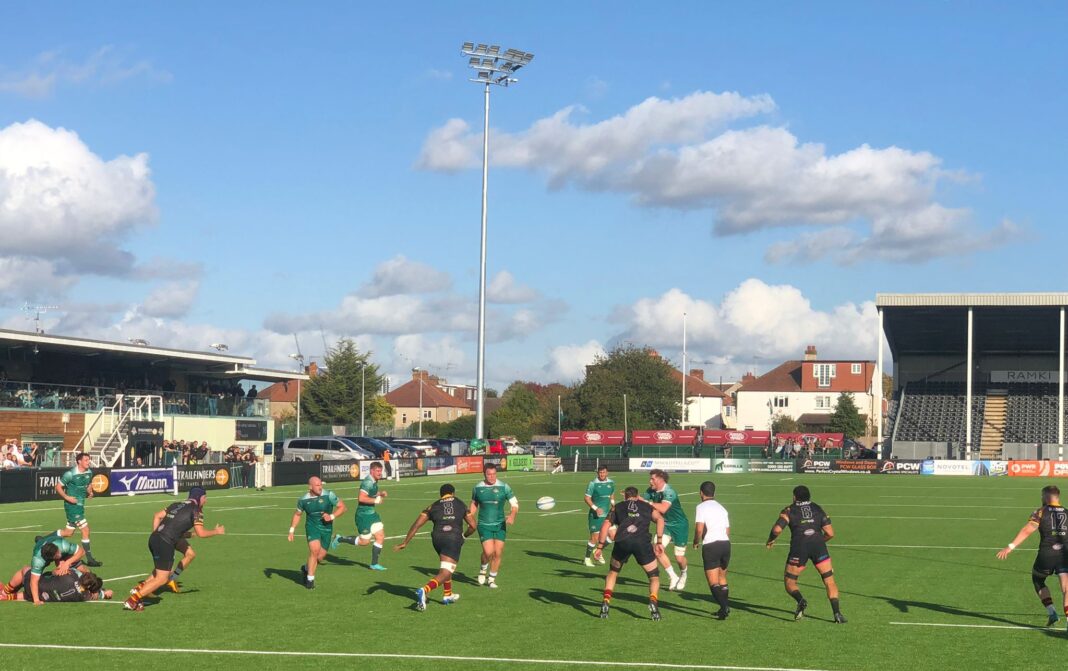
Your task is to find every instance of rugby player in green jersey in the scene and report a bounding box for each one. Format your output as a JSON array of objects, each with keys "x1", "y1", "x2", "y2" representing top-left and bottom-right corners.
[
  {"x1": 468, "y1": 462, "x2": 518, "y2": 588},
  {"x1": 55, "y1": 452, "x2": 102, "y2": 567},
  {"x1": 335, "y1": 461, "x2": 389, "y2": 570},
  {"x1": 2, "y1": 532, "x2": 84, "y2": 605},
  {"x1": 288, "y1": 476, "x2": 347, "y2": 589},
  {"x1": 644, "y1": 469, "x2": 690, "y2": 590},
  {"x1": 584, "y1": 465, "x2": 616, "y2": 566}
]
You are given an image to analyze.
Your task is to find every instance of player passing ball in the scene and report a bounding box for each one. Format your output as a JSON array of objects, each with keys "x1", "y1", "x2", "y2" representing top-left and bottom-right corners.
[{"x1": 996, "y1": 485, "x2": 1068, "y2": 628}]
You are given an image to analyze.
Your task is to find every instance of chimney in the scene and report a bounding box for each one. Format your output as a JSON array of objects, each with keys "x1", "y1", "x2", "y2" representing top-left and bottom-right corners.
[
  {"x1": 690, "y1": 368, "x2": 704, "y2": 381},
  {"x1": 429, "y1": 375, "x2": 440, "y2": 387},
  {"x1": 306, "y1": 362, "x2": 318, "y2": 377},
  {"x1": 741, "y1": 372, "x2": 757, "y2": 385},
  {"x1": 804, "y1": 345, "x2": 818, "y2": 361},
  {"x1": 412, "y1": 368, "x2": 430, "y2": 381}
]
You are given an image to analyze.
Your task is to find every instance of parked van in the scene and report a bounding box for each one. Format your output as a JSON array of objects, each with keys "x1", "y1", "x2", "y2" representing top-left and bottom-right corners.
[{"x1": 280, "y1": 436, "x2": 375, "y2": 462}]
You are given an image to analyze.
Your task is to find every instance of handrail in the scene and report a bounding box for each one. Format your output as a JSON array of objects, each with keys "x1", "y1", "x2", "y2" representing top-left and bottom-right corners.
[{"x1": 890, "y1": 382, "x2": 906, "y2": 445}]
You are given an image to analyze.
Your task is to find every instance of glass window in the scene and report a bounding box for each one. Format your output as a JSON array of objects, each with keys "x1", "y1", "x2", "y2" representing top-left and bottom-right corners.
[
  {"x1": 423, "y1": 410, "x2": 432, "y2": 420},
  {"x1": 814, "y1": 364, "x2": 836, "y2": 387},
  {"x1": 774, "y1": 395, "x2": 789, "y2": 408},
  {"x1": 851, "y1": 363, "x2": 862, "y2": 375}
]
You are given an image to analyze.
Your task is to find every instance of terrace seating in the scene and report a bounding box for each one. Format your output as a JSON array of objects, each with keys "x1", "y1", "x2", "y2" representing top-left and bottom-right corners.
[
  {"x1": 1002, "y1": 382, "x2": 1066, "y2": 444},
  {"x1": 894, "y1": 381, "x2": 985, "y2": 444}
]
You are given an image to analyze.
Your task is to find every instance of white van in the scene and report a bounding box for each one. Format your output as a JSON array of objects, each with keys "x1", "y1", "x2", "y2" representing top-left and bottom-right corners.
[{"x1": 280, "y1": 436, "x2": 375, "y2": 462}]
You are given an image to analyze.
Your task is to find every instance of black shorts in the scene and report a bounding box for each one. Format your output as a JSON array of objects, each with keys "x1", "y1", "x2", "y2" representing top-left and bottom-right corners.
[
  {"x1": 148, "y1": 533, "x2": 187, "y2": 572},
  {"x1": 1033, "y1": 546, "x2": 1068, "y2": 577},
  {"x1": 701, "y1": 540, "x2": 731, "y2": 570},
  {"x1": 432, "y1": 535, "x2": 464, "y2": 563},
  {"x1": 611, "y1": 536, "x2": 656, "y2": 568},
  {"x1": 787, "y1": 541, "x2": 831, "y2": 568}
]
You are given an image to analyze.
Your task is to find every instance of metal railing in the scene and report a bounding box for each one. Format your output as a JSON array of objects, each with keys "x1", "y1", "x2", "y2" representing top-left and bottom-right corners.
[{"x1": 0, "y1": 380, "x2": 269, "y2": 418}]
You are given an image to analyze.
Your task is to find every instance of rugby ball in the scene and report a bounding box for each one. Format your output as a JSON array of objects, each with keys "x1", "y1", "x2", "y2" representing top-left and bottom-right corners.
[{"x1": 536, "y1": 496, "x2": 556, "y2": 511}]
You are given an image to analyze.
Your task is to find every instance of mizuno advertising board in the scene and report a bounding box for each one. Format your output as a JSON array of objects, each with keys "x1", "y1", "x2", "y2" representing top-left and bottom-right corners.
[{"x1": 110, "y1": 467, "x2": 178, "y2": 496}]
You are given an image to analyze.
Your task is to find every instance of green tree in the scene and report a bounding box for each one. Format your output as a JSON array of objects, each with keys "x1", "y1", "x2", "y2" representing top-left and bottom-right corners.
[
  {"x1": 490, "y1": 382, "x2": 541, "y2": 443},
  {"x1": 771, "y1": 413, "x2": 799, "y2": 434},
  {"x1": 828, "y1": 391, "x2": 865, "y2": 439},
  {"x1": 300, "y1": 338, "x2": 393, "y2": 426},
  {"x1": 568, "y1": 345, "x2": 680, "y2": 430}
]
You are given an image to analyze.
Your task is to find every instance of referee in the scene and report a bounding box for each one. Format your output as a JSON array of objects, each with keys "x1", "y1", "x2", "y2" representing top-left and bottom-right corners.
[{"x1": 692, "y1": 481, "x2": 731, "y2": 619}]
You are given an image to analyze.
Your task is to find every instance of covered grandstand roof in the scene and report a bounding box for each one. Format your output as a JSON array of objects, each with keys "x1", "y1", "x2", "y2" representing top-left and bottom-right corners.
[{"x1": 876, "y1": 293, "x2": 1068, "y2": 357}]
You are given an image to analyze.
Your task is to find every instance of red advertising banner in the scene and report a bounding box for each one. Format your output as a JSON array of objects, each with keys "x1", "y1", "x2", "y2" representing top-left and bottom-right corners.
[
  {"x1": 774, "y1": 432, "x2": 844, "y2": 445},
  {"x1": 630, "y1": 430, "x2": 698, "y2": 446},
  {"x1": 702, "y1": 430, "x2": 771, "y2": 446},
  {"x1": 560, "y1": 430, "x2": 626, "y2": 446},
  {"x1": 455, "y1": 456, "x2": 485, "y2": 474},
  {"x1": 1007, "y1": 460, "x2": 1068, "y2": 477}
]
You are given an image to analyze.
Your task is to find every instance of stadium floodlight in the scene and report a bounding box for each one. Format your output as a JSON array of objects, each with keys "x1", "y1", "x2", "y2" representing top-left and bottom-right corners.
[
  {"x1": 209, "y1": 343, "x2": 229, "y2": 352},
  {"x1": 129, "y1": 338, "x2": 149, "y2": 346},
  {"x1": 457, "y1": 42, "x2": 535, "y2": 440}
]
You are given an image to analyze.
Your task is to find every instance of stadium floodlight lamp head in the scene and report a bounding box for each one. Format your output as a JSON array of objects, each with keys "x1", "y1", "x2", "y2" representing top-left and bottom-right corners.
[
  {"x1": 461, "y1": 41, "x2": 534, "y2": 87},
  {"x1": 128, "y1": 338, "x2": 149, "y2": 346},
  {"x1": 209, "y1": 343, "x2": 229, "y2": 352},
  {"x1": 289, "y1": 353, "x2": 304, "y2": 362}
]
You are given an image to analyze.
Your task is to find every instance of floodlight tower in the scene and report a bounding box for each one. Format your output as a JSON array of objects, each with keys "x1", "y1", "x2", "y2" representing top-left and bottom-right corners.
[{"x1": 459, "y1": 42, "x2": 535, "y2": 440}]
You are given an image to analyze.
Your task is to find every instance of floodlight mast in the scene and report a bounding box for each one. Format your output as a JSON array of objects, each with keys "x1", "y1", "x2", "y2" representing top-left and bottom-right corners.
[{"x1": 459, "y1": 42, "x2": 534, "y2": 440}]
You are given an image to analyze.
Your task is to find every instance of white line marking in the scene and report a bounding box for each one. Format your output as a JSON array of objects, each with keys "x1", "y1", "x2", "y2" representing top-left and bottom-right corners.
[
  {"x1": 102, "y1": 573, "x2": 148, "y2": 583},
  {"x1": 834, "y1": 516, "x2": 997, "y2": 521},
  {"x1": 779, "y1": 477, "x2": 794, "y2": 481},
  {"x1": 736, "y1": 484, "x2": 755, "y2": 488},
  {"x1": 213, "y1": 505, "x2": 279, "y2": 512},
  {"x1": 538, "y1": 509, "x2": 581, "y2": 517},
  {"x1": 0, "y1": 643, "x2": 833, "y2": 670},
  {"x1": 0, "y1": 525, "x2": 39, "y2": 531},
  {"x1": 889, "y1": 621, "x2": 1045, "y2": 631}
]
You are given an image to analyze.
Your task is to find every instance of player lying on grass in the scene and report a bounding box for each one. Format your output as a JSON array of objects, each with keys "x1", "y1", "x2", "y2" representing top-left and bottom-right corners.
[
  {"x1": 1, "y1": 532, "x2": 85, "y2": 606},
  {"x1": 394, "y1": 482, "x2": 478, "y2": 610},
  {"x1": 289, "y1": 476, "x2": 347, "y2": 589},
  {"x1": 996, "y1": 484, "x2": 1068, "y2": 628},
  {"x1": 583, "y1": 465, "x2": 616, "y2": 567},
  {"x1": 334, "y1": 461, "x2": 389, "y2": 570},
  {"x1": 1, "y1": 565, "x2": 112, "y2": 602},
  {"x1": 766, "y1": 484, "x2": 846, "y2": 624},
  {"x1": 594, "y1": 486, "x2": 665, "y2": 621},
  {"x1": 124, "y1": 486, "x2": 225, "y2": 611}
]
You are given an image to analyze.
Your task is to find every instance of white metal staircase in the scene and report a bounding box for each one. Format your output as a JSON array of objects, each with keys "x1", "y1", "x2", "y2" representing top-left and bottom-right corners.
[{"x1": 74, "y1": 395, "x2": 163, "y2": 467}]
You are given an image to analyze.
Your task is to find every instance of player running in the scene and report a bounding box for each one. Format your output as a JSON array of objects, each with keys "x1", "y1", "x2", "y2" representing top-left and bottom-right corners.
[
  {"x1": 644, "y1": 469, "x2": 689, "y2": 590},
  {"x1": 584, "y1": 465, "x2": 616, "y2": 566},
  {"x1": 55, "y1": 452, "x2": 102, "y2": 567},
  {"x1": 394, "y1": 483, "x2": 478, "y2": 610},
  {"x1": 335, "y1": 461, "x2": 389, "y2": 570},
  {"x1": 123, "y1": 486, "x2": 225, "y2": 611},
  {"x1": 766, "y1": 485, "x2": 846, "y2": 623},
  {"x1": 1, "y1": 566, "x2": 112, "y2": 602},
  {"x1": 693, "y1": 480, "x2": 731, "y2": 619},
  {"x1": 470, "y1": 462, "x2": 518, "y2": 588},
  {"x1": 1, "y1": 532, "x2": 84, "y2": 606},
  {"x1": 288, "y1": 476, "x2": 347, "y2": 589},
  {"x1": 593, "y1": 486, "x2": 666, "y2": 621},
  {"x1": 996, "y1": 485, "x2": 1068, "y2": 628}
]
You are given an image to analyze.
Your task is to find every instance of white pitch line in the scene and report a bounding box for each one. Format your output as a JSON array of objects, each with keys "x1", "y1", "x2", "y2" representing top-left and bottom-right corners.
[
  {"x1": 889, "y1": 621, "x2": 1046, "y2": 631},
  {"x1": 0, "y1": 524, "x2": 39, "y2": 531},
  {"x1": 538, "y1": 509, "x2": 581, "y2": 517},
  {"x1": 0, "y1": 643, "x2": 834, "y2": 671},
  {"x1": 779, "y1": 477, "x2": 794, "y2": 481},
  {"x1": 736, "y1": 484, "x2": 755, "y2": 488},
  {"x1": 834, "y1": 515, "x2": 997, "y2": 521},
  {"x1": 102, "y1": 573, "x2": 148, "y2": 583},
  {"x1": 213, "y1": 505, "x2": 279, "y2": 512}
]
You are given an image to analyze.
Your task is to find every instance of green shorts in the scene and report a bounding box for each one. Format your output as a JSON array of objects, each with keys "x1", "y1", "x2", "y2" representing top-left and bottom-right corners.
[
  {"x1": 64, "y1": 502, "x2": 86, "y2": 527},
  {"x1": 356, "y1": 510, "x2": 382, "y2": 536},
  {"x1": 477, "y1": 523, "x2": 507, "y2": 542},
  {"x1": 664, "y1": 523, "x2": 689, "y2": 546},
  {"x1": 306, "y1": 526, "x2": 333, "y2": 548},
  {"x1": 587, "y1": 511, "x2": 608, "y2": 534}
]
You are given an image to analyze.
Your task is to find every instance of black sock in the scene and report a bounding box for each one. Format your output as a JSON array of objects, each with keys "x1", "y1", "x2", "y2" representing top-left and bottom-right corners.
[
  {"x1": 830, "y1": 597, "x2": 841, "y2": 614},
  {"x1": 371, "y1": 543, "x2": 382, "y2": 565},
  {"x1": 338, "y1": 536, "x2": 357, "y2": 545},
  {"x1": 82, "y1": 540, "x2": 92, "y2": 554},
  {"x1": 711, "y1": 585, "x2": 730, "y2": 611},
  {"x1": 788, "y1": 588, "x2": 805, "y2": 604}
]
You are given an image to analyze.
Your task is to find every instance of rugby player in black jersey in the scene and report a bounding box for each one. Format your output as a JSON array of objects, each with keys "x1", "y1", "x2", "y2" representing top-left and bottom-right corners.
[
  {"x1": 996, "y1": 485, "x2": 1068, "y2": 628},
  {"x1": 123, "y1": 486, "x2": 225, "y2": 611},
  {"x1": 394, "y1": 483, "x2": 478, "y2": 610},
  {"x1": 766, "y1": 485, "x2": 845, "y2": 623},
  {"x1": 593, "y1": 486, "x2": 666, "y2": 621},
  {"x1": 1, "y1": 566, "x2": 111, "y2": 602}
]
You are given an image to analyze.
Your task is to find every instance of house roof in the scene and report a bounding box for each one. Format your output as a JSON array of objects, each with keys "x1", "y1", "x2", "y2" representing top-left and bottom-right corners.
[
  {"x1": 257, "y1": 380, "x2": 300, "y2": 403},
  {"x1": 670, "y1": 369, "x2": 730, "y2": 401},
  {"x1": 737, "y1": 360, "x2": 803, "y2": 393},
  {"x1": 385, "y1": 378, "x2": 471, "y2": 409}
]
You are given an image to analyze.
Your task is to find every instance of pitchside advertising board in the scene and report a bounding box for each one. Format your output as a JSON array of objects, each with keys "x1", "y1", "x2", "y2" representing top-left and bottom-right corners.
[
  {"x1": 110, "y1": 467, "x2": 178, "y2": 496},
  {"x1": 176, "y1": 465, "x2": 235, "y2": 489},
  {"x1": 629, "y1": 458, "x2": 711, "y2": 472},
  {"x1": 318, "y1": 461, "x2": 362, "y2": 483},
  {"x1": 747, "y1": 459, "x2": 797, "y2": 473},
  {"x1": 1006, "y1": 460, "x2": 1068, "y2": 477},
  {"x1": 796, "y1": 459, "x2": 924, "y2": 475}
]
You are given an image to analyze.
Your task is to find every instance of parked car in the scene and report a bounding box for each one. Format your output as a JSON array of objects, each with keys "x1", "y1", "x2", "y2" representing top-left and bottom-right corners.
[
  {"x1": 342, "y1": 436, "x2": 405, "y2": 459},
  {"x1": 530, "y1": 440, "x2": 559, "y2": 456},
  {"x1": 280, "y1": 436, "x2": 375, "y2": 462},
  {"x1": 390, "y1": 438, "x2": 438, "y2": 456},
  {"x1": 486, "y1": 439, "x2": 507, "y2": 455}
]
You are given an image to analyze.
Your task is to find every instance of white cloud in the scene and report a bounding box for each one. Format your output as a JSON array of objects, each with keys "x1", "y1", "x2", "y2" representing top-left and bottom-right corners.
[
  {"x1": 419, "y1": 89, "x2": 1010, "y2": 263},
  {"x1": 0, "y1": 46, "x2": 171, "y2": 99},
  {"x1": 357, "y1": 255, "x2": 452, "y2": 298},
  {"x1": 545, "y1": 339, "x2": 606, "y2": 382},
  {"x1": 487, "y1": 270, "x2": 539, "y2": 304},
  {"x1": 139, "y1": 281, "x2": 200, "y2": 319},
  {"x1": 585, "y1": 76, "x2": 609, "y2": 99},
  {"x1": 0, "y1": 257, "x2": 76, "y2": 303}
]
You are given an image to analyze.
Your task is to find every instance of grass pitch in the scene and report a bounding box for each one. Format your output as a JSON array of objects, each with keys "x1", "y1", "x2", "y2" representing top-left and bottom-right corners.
[{"x1": 1, "y1": 471, "x2": 1065, "y2": 670}]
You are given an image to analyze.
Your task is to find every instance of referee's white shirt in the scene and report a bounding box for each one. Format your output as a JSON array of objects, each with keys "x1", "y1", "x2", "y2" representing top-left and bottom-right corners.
[{"x1": 695, "y1": 499, "x2": 730, "y2": 543}]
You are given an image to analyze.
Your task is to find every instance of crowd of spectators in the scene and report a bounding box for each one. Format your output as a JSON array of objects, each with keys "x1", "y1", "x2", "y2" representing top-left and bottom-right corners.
[{"x1": 2, "y1": 438, "x2": 39, "y2": 469}]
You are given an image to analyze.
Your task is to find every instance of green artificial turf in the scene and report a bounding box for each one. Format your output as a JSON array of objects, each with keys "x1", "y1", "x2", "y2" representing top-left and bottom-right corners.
[{"x1": 1, "y1": 471, "x2": 1065, "y2": 670}]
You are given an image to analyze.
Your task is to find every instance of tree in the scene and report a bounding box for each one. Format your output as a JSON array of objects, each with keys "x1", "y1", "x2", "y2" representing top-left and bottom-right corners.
[
  {"x1": 300, "y1": 338, "x2": 393, "y2": 426},
  {"x1": 490, "y1": 382, "x2": 541, "y2": 442},
  {"x1": 771, "y1": 413, "x2": 799, "y2": 434},
  {"x1": 568, "y1": 346, "x2": 680, "y2": 430},
  {"x1": 828, "y1": 392, "x2": 865, "y2": 439}
]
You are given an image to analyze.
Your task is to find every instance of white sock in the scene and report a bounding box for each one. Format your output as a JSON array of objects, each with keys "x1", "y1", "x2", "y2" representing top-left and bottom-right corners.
[
  {"x1": 666, "y1": 567, "x2": 679, "y2": 581},
  {"x1": 480, "y1": 564, "x2": 489, "y2": 573}
]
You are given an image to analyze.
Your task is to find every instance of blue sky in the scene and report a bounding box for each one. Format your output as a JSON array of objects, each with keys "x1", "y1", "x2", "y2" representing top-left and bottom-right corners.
[{"x1": 1, "y1": 2, "x2": 1065, "y2": 389}]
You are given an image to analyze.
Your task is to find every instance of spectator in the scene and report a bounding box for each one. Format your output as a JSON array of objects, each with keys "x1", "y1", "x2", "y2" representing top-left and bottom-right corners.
[{"x1": 24, "y1": 442, "x2": 39, "y2": 466}]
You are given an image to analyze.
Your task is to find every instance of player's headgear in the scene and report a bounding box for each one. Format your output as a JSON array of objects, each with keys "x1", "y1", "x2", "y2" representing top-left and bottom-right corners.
[
  {"x1": 700, "y1": 481, "x2": 716, "y2": 498},
  {"x1": 440, "y1": 483, "x2": 455, "y2": 497},
  {"x1": 793, "y1": 485, "x2": 811, "y2": 502},
  {"x1": 188, "y1": 486, "x2": 207, "y2": 502}
]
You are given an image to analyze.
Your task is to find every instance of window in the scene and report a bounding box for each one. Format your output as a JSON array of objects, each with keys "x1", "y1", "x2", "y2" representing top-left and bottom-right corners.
[
  {"x1": 851, "y1": 363, "x2": 862, "y2": 375},
  {"x1": 815, "y1": 395, "x2": 832, "y2": 409},
  {"x1": 423, "y1": 410, "x2": 432, "y2": 420},
  {"x1": 773, "y1": 395, "x2": 789, "y2": 408},
  {"x1": 401, "y1": 413, "x2": 408, "y2": 424},
  {"x1": 814, "y1": 363, "x2": 836, "y2": 387}
]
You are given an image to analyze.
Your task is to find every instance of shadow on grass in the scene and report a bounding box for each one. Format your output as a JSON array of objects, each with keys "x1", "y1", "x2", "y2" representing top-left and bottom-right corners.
[
  {"x1": 610, "y1": 589, "x2": 707, "y2": 617},
  {"x1": 677, "y1": 591, "x2": 795, "y2": 621},
  {"x1": 528, "y1": 587, "x2": 606, "y2": 617},
  {"x1": 409, "y1": 565, "x2": 479, "y2": 586},
  {"x1": 552, "y1": 567, "x2": 643, "y2": 586},
  {"x1": 524, "y1": 549, "x2": 586, "y2": 565},
  {"x1": 263, "y1": 567, "x2": 305, "y2": 585},
  {"x1": 857, "y1": 592, "x2": 1064, "y2": 635}
]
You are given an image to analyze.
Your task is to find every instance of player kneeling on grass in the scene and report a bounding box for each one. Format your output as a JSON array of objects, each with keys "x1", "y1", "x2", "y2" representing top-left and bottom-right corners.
[
  {"x1": 1, "y1": 533, "x2": 84, "y2": 606},
  {"x1": 766, "y1": 485, "x2": 845, "y2": 623},
  {"x1": 395, "y1": 483, "x2": 478, "y2": 610},
  {"x1": 124, "y1": 486, "x2": 225, "y2": 611},
  {"x1": 289, "y1": 476, "x2": 347, "y2": 590},
  {"x1": 1, "y1": 566, "x2": 111, "y2": 602},
  {"x1": 335, "y1": 462, "x2": 389, "y2": 570},
  {"x1": 583, "y1": 465, "x2": 616, "y2": 567},
  {"x1": 692, "y1": 480, "x2": 731, "y2": 619},
  {"x1": 996, "y1": 485, "x2": 1068, "y2": 628},
  {"x1": 593, "y1": 486, "x2": 666, "y2": 621}
]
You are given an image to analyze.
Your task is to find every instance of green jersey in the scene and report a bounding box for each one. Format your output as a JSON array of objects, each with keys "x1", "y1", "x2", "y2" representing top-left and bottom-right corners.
[
  {"x1": 31, "y1": 532, "x2": 79, "y2": 575},
  {"x1": 645, "y1": 483, "x2": 688, "y2": 529},
  {"x1": 471, "y1": 480, "x2": 516, "y2": 527},
  {"x1": 60, "y1": 466, "x2": 93, "y2": 503},
  {"x1": 297, "y1": 490, "x2": 339, "y2": 535},
  {"x1": 585, "y1": 477, "x2": 615, "y2": 513},
  {"x1": 357, "y1": 476, "x2": 379, "y2": 513}
]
